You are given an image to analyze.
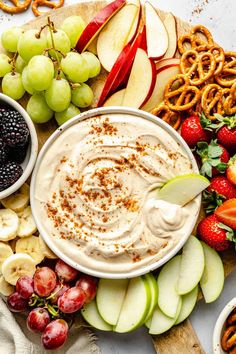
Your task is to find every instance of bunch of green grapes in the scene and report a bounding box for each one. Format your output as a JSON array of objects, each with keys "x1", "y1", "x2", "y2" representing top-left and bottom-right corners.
[{"x1": 0, "y1": 16, "x2": 101, "y2": 126}]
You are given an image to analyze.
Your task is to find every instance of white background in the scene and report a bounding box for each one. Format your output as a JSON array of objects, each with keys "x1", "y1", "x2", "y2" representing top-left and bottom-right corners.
[{"x1": 0, "y1": 0, "x2": 236, "y2": 353}]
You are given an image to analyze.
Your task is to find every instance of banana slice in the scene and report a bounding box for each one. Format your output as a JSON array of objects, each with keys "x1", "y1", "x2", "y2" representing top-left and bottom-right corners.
[
  {"x1": 16, "y1": 236, "x2": 44, "y2": 264},
  {"x1": 0, "y1": 209, "x2": 19, "y2": 241},
  {"x1": 17, "y1": 206, "x2": 37, "y2": 238},
  {"x1": 39, "y1": 235, "x2": 57, "y2": 260},
  {"x1": 1, "y1": 184, "x2": 30, "y2": 212},
  {"x1": 0, "y1": 275, "x2": 14, "y2": 296},
  {"x1": 2, "y1": 253, "x2": 36, "y2": 285},
  {"x1": 0, "y1": 242, "x2": 13, "y2": 273}
]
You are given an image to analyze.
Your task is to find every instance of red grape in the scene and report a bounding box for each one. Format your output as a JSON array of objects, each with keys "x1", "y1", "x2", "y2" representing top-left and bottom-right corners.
[
  {"x1": 27, "y1": 308, "x2": 50, "y2": 333},
  {"x1": 34, "y1": 267, "x2": 57, "y2": 297},
  {"x1": 55, "y1": 259, "x2": 78, "y2": 282},
  {"x1": 58, "y1": 286, "x2": 86, "y2": 313},
  {"x1": 50, "y1": 282, "x2": 70, "y2": 305},
  {"x1": 16, "y1": 276, "x2": 34, "y2": 299},
  {"x1": 42, "y1": 319, "x2": 68, "y2": 350},
  {"x1": 7, "y1": 292, "x2": 28, "y2": 312},
  {"x1": 76, "y1": 275, "x2": 97, "y2": 303}
]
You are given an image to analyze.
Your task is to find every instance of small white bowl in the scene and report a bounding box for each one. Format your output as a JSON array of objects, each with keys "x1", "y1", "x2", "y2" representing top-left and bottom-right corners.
[
  {"x1": 213, "y1": 297, "x2": 236, "y2": 353},
  {"x1": 0, "y1": 93, "x2": 38, "y2": 199}
]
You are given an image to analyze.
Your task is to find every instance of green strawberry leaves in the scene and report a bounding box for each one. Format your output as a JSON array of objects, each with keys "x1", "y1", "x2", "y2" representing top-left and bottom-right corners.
[
  {"x1": 213, "y1": 113, "x2": 236, "y2": 130},
  {"x1": 199, "y1": 113, "x2": 214, "y2": 130},
  {"x1": 203, "y1": 190, "x2": 225, "y2": 214},
  {"x1": 196, "y1": 140, "x2": 228, "y2": 178},
  {"x1": 220, "y1": 222, "x2": 236, "y2": 246}
]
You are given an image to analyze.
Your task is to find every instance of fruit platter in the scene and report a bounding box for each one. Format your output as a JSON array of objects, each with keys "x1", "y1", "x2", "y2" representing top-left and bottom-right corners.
[{"x1": 0, "y1": 0, "x2": 236, "y2": 352}]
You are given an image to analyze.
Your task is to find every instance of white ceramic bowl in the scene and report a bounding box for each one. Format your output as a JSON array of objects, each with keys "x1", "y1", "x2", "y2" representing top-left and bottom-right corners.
[
  {"x1": 213, "y1": 298, "x2": 236, "y2": 353},
  {"x1": 30, "y1": 107, "x2": 201, "y2": 278},
  {"x1": 0, "y1": 93, "x2": 38, "y2": 199}
]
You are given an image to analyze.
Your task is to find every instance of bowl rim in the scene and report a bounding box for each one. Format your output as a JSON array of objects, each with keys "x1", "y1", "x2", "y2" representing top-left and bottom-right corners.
[
  {"x1": 30, "y1": 106, "x2": 201, "y2": 279},
  {"x1": 0, "y1": 93, "x2": 38, "y2": 199},
  {"x1": 213, "y1": 297, "x2": 236, "y2": 354}
]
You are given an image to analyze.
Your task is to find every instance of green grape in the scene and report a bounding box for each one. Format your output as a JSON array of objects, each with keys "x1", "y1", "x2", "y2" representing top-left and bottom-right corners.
[
  {"x1": 45, "y1": 78, "x2": 71, "y2": 112},
  {"x1": 46, "y1": 30, "x2": 71, "y2": 58},
  {"x1": 15, "y1": 55, "x2": 26, "y2": 73},
  {"x1": 61, "y1": 16, "x2": 86, "y2": 48},
  {"x1": 0, "y1": 54, "x2": 12, "y2": 77},
  {"x1": 2, "y1": 72, "x2": 25, "y2": 100},
  {"x1": 17, "y1": 30, "x2": 47, "y2": 62},
  {"x1": 22, "y1": 67, "x2": 36, "y2": 95},
  {"x1": 55, "y1": 103, "x2": 80, "y2": 126},
  {"x1": 71, "y1": 83, "x2": 94, "y2": 108},
  {"x1": 81, "y1": 52, "x2": 101, "y2": 78},
  {"x1": 1, "y1": 27, "x2": 24, "y2": 52},
  {"x1": 27, "y1": 93, "x2": 54, "y2": 124},
  {"x1": 61, "y1": 52, "x2": 89, "y2": 83},
  {"x1": 27, "y1": 55, "x2": 54, "y2": 91}
]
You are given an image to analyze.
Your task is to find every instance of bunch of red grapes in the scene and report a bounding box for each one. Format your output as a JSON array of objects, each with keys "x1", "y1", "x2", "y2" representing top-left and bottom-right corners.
[{"x1": 7, "y1": 259, "x2": 97, "y2": 350}]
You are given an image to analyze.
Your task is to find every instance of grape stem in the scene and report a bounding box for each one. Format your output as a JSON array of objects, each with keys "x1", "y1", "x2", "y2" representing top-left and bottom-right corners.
[
  {"x1": 9, "y1": 52, "x2": 18, "y2": 75},
  {"x1": 47, "y1": 303, "x2": 59, "y2": 317},
  {"x1": 46, "y1": 283, "x2": 64, "y2": 301},
  {"x1": 47, "y1": 17, "x2": 60, "y2": 67}
]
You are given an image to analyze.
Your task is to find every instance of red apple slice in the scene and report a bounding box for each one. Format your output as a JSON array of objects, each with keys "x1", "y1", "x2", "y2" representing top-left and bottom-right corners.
[
  {"x1": 122, "y1": 48, "x2": 156, "y2": 108},
  {"x1": 141, "y1": 64, "x2": 180, "y2": 112},
  {"x1": 163, "y1": 13, "x2": 177, "y2": 59},
  {"x1": 155, "y1": 58, "x2": 180, "y2": 71},
  {"x1": 145, "y1": 1, "x2": 169, "y2": 60},
  {"x1": 76, "y1": 0, "x2": 126, "y2": 53},
  {"x1": 97, "y1": 0, "x2": 141, "y2": 72},
  {"x1": 103, "y1": 89, "x2": 125, "y2": 106}
]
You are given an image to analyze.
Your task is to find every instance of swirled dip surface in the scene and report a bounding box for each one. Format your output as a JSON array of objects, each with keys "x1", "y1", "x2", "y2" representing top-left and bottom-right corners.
[{"x1": 34, "y1": 113, "x2": 199, "y2": 274}]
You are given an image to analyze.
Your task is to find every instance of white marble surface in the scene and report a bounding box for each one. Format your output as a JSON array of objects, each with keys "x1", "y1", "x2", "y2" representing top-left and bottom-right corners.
[{"x1": 0, "y1": 0, "x2": 235, "y2": 353}]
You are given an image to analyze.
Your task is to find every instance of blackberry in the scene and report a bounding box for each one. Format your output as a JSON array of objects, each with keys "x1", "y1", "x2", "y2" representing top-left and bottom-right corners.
[
  {"x1": 9, "y1": 141, "x2": 29, "y2": 164},
  {"x1": 0, "y1": 162, "x2": 23, "y2": 192},
  {"x1": 0, "y1": 138, "x2": 9, "y2": 164},
  {"x1": 0, "y1": 109, "x2": 29, "y2": 147}
]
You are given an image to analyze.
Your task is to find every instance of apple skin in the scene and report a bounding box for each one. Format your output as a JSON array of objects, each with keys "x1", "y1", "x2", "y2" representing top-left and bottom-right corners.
[
  {"x1": 155, "y1": 58, "x2": 180, "y2": 72},
  {"x1": 103, "y1": 89, "x2": 125, "y2": 106},
  {"x1": 141, "y1": 57, "x2": 156, "y2": 106},
  {"x1": 76, "y1": 0, "x2": 126, "y2": 53}
]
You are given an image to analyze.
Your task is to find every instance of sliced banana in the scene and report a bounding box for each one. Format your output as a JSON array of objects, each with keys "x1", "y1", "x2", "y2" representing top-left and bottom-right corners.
[
  {"x1": 1, "y1": 184, "x2": 30, "y2": 212},
  {"x1": 17, "y1": 206, "x2": 37, "y2": 238},
  {"x1": 39, "y1": 235, "x2": 57, "y2": 260},
  {"x1": 0, "y1": 209, "x2": 19, "y2": 241},
  {"x1": 0, "y1": 242, "x2": 13, "y2": 273},
  {"x1": 0, "y1": 275, "x2": 14, "y2": 296},
  {"x1": 2, "y1": 253, "x2": 36, "y2": 285},
  {"x1": 16, "y1": 236, "x2": 44, "y2": 264}
]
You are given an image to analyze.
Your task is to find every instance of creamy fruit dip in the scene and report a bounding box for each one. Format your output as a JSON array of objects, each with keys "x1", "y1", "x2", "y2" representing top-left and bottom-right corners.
[{"x1": 33, "y1": 113, "x2": 199, "y2": 274}]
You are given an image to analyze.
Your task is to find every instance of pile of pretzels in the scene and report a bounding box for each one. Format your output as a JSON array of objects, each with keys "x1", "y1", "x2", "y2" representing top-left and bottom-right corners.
[
  {"x1": 0, "y1": 0, "x2": 64, "y2": 16},
  {"x1": 221, "y1": 308, "x2": 236, "y2": 354},
  {"x1": 152, "y1": 25, "x2": 236, "y2": 130}
]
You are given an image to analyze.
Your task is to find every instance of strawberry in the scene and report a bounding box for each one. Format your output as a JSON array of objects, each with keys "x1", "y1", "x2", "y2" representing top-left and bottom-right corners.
[
  {"x1": 227, "y1": 155, "x2": 236, "y2": 186},
  {"x1": 197, "y1": 214, "x2": 234, "y2": 251},
  {"x1": 180, "y1": 114, "x2": 212, "y2": 148},
  {"x1": 215, "y1": 198, "x2": 236, "y2": 230},
  {"x1": 196, "y1": 140, "x2": 230, "y2": 178},
  {"x1": 203, "y1": 176, "x2": 236, "y2": 213},
  {"x1": 214, "y1": 114, "x2": 236, "y2": 153}
]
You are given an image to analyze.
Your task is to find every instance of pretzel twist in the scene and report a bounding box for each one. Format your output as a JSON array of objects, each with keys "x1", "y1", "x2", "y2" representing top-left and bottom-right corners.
[
  {"x1": 32, "y1": 0, "x2": 64, "y2": 16},
  {"x1": 190, "y1": 25, "x2": 214, "y2": 47},
  {"x1": 195, "y1": 45, "x2": 225, "y2": 76},
  {"x1": 215, "y1": 51, "x2": 236, "y2": 87},
  {"x1": 201, "y1": 84, "x2": 226, "y2": 120},
  {"x1": 180, "y1": 49, "x2": 216, "y2": 86},
  {"x1": 224, "y1": 81, "x2": 236, "y2": 115},
  {"x1": 151, "y1": 104, "x2": 182, "y2": 130},
  {"x1": 222, "y1": 326, "x2": 236, "y2": 352},
  {"x1": 0, "y1": 0, "x2": 31, "y2": 14}
]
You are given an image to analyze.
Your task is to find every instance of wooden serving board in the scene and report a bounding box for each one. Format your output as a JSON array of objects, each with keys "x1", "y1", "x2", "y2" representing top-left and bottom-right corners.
[{"x1": 1, "y1": 1, "x2": 236, "y2": 353}]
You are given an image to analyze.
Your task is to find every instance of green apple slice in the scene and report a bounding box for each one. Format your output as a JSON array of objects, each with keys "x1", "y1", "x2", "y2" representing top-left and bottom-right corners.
[
  {"x1": 177, "y1": 236, "x2": 205, "y2": 295},
  {"x1": 143, "y1": 273, "x2": 158, "y2": 322},
  {"x1": 81, "y1": 300, "x2": 113, "y2": 331},
  {"x1": 149, "y1": 300, "x2": 182, "y2": 335},
  {"x1": 157, "y1": 255, "x2": 182, "y2": 318},
  {"x1": 114, "y1": 276, "x2": 151, "y2": 333},
  {"x1": 145, "y1": 317, "x2": 151, "y2": 329},
  {"x1": 158, "y1": 173, "x2": 210, "y2": 206},
  {"x1": 200, "y1": 241, "x2": 224, "y2": 303},
  {"x1": 96, "y1": 278, "x2": 129, "y2": 325},
  {"x1": 175, "y1": 285, "x2": 198, "y2": 325}
]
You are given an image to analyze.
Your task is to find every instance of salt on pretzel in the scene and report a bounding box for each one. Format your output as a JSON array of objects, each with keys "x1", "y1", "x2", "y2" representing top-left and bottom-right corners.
[
  {"x1": 215, "y1": 51, "x2": 236, "y2": 87},
  {"x1": 177, "y1": 35, "x2": 195, "y2": 55},
  {"x1": 201, "y1": 84, "x2": 225, "y2": 120},
  {"x1": 180, "y1": 49, "x2": 216, "y2": 86},
  {"x1": 0, "y1": 0, "x2": 31, "y2": 14},
  {"x1": 224, "y1": 81, "x2": 236, "y2": 115},
  {"x1": 32, "y1": 0, "x2": 64, "y2": 16},
  {"x1": 190, "y1": 25, "x2": 214, "y2": 47},
  {"x1": 164, "y1": 74, "x2": 201, "y2": 112},
  {"x1": 151, "y1": 104, "x2": 182, "y2": 130},
  {"x1": 195, "y1": 45, "x2": 225, "y2": 76}
]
